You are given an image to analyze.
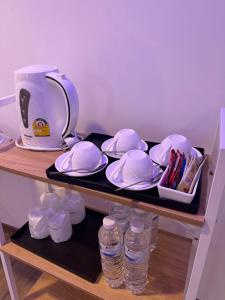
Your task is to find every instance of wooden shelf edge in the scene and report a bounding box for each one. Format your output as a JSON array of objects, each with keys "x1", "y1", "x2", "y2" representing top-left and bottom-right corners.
[
  {"x1": 0, "y1": 165, "x2": 204, "y2": 227},
  {"x1": 0, "y1": 145, "x2": 205, "y2": 227},
  {"x1": 0, "y1": 241, "x2": 106, "y2": 299},
  {"x1": 0, "y1": 231, "x2": 189, "y2": 300},
  {"x1": 24, "y1": 273, "x2": 100, "y2": 300}
]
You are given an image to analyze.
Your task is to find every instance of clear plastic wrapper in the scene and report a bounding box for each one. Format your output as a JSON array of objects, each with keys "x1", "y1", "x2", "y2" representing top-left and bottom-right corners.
[
  {"x1": 48, "y1": 210, "x2": 73, "y2": 243},
  {"x1": 62, "y1": 190, "x2": 86, "y2": 225},
  {"x1": 28, "y1": 207, "x2": 49, "y2": 239}
]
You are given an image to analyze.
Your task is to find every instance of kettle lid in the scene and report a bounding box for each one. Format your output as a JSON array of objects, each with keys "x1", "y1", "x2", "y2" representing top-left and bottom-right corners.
[{"x1": 15, "y1": 65, "x2": 58, "y2": 75}]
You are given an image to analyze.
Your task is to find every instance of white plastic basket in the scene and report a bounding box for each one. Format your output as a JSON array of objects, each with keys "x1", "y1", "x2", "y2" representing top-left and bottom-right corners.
[{"x1": 157, "y1": 166, "x2": 200, "y2": 204}]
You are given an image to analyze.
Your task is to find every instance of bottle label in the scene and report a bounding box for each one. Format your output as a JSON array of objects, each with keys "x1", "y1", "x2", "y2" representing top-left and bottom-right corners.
[
  {"x1": 125, "y1": 246, "x2": 148, "y2": 263},
  {"x1": 32, "y1": 118, "x2": 50, "y2": 137},
  {"x1": 100, "y1": 243, "x2": 123, "y2": 257}
]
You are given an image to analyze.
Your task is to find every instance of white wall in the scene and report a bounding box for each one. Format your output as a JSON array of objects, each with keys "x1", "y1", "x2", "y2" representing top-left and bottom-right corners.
[
  {"x1": 1, "y1": 0, "x2": 224, "y2": 227},
  {"x1": 0, "y1": 0, "x2": 225, "y2": 150},
  {"x1": 0, "y1": 1, "x2": 225, "y2": 297}
]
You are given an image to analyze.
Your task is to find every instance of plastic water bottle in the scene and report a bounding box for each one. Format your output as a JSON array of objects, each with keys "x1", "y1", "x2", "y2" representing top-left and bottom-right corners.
[
  {"x1": 98, "y1": 216, "x2": 124, "y2": 288},
  {"x1": 130, "y1": 209, "x2": 159, "y2": 252},
  {"x1": 109, "y1": 203, "x2": 130, "y2": 234},
  {"x1": 150, "y1": 214, "x2": 159, "y2": 251},
  {"x1": 130, "y1": 208, "x2": 152, "y2": 251},
  {"x1": 124, "y1": 219, "x2": 149, "y2": 294}
]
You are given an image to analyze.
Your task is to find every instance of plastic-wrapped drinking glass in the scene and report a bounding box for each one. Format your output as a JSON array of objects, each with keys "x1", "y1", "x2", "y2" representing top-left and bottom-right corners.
[
  {"x1": 40, "y1": 191, "x2": 62, "y2": 211},
  {"x1": 48, "y1": 209, "x2": 72, "y2": 243},
  {"x1": 62, "y1": 189, "x2": 86, "y2": 224},
  {"x1": 28, "y1": 207, "x2": 49, "y2": 239}
]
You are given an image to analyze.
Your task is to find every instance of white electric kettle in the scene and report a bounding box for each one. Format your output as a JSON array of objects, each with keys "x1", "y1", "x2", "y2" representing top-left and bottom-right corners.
[{"x1": 14, "y1": 65, "x2": 79, "y2": 151}]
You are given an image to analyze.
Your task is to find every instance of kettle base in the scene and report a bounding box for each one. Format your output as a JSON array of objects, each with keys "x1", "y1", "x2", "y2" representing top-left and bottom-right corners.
[{"x1": 15, "y1": 136, "x2": 62, "y2": 152}]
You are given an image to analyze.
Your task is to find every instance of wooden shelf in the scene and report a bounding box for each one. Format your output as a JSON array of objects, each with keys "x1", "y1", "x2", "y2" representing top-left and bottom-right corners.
[
  {"x1": 2, "y1": 231, "x2": 191, "y2": 300},
  {"x1": 0, "y1": 145, "x2": 205, "y2": 226}
]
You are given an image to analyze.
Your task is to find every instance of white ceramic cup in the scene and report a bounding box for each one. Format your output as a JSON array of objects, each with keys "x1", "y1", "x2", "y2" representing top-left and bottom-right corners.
[
  {"x1": 118, "y1": 150, "x2": 153, "y2": 184},
  {"x1": 158, "y1": 134, "x2": 192, "y2": 164},
  {"x1": 111, "y1": 128, "x2": 142, "y2": 152},
  {"x1": 62, "y1": 141, "x2": 102, "y2": 171}
]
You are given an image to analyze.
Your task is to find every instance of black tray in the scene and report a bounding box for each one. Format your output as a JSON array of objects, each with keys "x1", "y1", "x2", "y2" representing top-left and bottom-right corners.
[
  {"x1": 11, "y1": 209, "x2": 104, "y2": 283},
  {"x1": 46, "y1": 133, "x2": 204, "y2": 214}
]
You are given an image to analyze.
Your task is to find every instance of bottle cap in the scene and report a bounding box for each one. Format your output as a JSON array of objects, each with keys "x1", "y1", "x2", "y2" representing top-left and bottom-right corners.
[
  {"x1": 103, "y1": 216, "x2": 116, "y2": 230},
  {"x1": 130, "y1": 219, "x2": 144, "y2": 233}
]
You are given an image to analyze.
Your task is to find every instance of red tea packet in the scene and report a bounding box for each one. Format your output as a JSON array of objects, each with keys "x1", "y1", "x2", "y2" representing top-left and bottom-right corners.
[
  {"x1": 168, "y1": 151, "x2": 184, "y2": 189},
  {"x1": 163, "y1": 149, "x2": 177, "y2": 187}
]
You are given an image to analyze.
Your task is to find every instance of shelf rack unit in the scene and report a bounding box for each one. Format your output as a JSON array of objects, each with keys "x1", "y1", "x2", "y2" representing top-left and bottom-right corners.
[
  {"x1": 0, "y1": 108, "x2": 225, "y2": 300},
  {"x1": 2, "y1": 230, "x2": 192, "y2": 300}
]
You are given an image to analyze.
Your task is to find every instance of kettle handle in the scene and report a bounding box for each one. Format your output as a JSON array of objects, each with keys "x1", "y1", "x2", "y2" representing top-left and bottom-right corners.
[{"x1": 45, "y1": 72, "x2": 79, "y2": 138}]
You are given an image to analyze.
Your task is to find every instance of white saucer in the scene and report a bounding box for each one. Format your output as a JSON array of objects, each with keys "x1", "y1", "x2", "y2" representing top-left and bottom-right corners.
[
  {"x1": 106, "y1": 161, "x2": 162, "y2": 191},
  {"x1": 55, "y1": 152, "x2": 108, "y2": 177},
  {"x1": 149, "y1": 144, "x2": 203, "y2": 167},
  {"x1": 101, "y1": 138, "x2": 148, "y2": 159}
]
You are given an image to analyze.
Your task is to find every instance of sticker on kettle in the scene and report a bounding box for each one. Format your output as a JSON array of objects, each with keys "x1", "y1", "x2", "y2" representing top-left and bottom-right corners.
[{"x1": 32, "y1": 118, "x2": 50, "y2": 137}]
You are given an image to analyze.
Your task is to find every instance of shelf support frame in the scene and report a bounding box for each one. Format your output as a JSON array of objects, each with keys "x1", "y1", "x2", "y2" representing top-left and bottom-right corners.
[
  {"x1": 185, "y1": 108, "x2": 225, "y2": 300},
  {"x1": 0, "y1": 222, "x2": 19, "y2": 300}
]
